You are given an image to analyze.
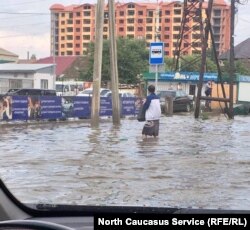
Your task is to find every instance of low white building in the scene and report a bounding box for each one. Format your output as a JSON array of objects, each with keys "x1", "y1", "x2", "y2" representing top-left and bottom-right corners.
[{"x1": 0, "y1": 63, "x2": 55, "y2": 94}]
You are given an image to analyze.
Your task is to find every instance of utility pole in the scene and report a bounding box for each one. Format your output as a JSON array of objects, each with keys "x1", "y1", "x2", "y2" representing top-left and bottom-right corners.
[
  {"x1": 228, "y1": 0, "x2": 235, "y2": 119},
  {"x1": 194, "y1": 0, "x2": 210, "y2": 118},
  {"x1": 91, "y1": 0, "x2": 105, "y2": 127},
  {"x1": 109, "y1": 0, "x2": 120, "y2": 125}
]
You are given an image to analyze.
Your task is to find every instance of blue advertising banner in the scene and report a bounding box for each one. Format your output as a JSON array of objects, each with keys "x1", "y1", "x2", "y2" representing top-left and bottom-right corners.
[
  {"x1": 100, "y1": 97, "x2": 112, "y2": 116},
  {"x1": 73, "y1": 96, "x2": 91, "y2": 118},
  {"x1": 121, "y1": 97, "x2": 136, "y2": 115},
  {"x1": 40, "y1": 96, "x2": 62, "y2": 119},
  {"x1": 12, "y1": 96, "x2": 28, "y2": 120}
]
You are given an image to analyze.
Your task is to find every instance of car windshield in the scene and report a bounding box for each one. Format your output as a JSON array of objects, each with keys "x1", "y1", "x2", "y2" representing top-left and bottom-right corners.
[{"x1": 1, "y1": 0, "x2": 250, "y2": 214}]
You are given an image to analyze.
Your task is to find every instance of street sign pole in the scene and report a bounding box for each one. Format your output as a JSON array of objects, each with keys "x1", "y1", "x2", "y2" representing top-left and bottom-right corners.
[
  {"x1": 155, "y1": 64, "x2": 158, "y2": 94},
  {"x1": 149, "y1": 42, "x2": 164, "y2": 94}
]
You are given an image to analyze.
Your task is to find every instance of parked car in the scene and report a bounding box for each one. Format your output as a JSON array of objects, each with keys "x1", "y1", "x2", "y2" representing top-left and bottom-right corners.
[
  {"x1": 158, "y1": 89, "x2": 193, "y2": 112},
  {"x1": 6, "y1": 88, "x2": 56, "y2": 96},
  {"x1": 76, "y1": 88, "x2": 111, "y2": 97},
  {"x1": 104, "y1": 91, "x2": 135, "y2": 97}
]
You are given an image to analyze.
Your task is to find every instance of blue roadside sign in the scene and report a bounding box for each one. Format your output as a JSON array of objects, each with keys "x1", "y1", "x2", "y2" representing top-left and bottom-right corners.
[{"x1": 149, "y1": 42, "x2": 164, "y2": 65}]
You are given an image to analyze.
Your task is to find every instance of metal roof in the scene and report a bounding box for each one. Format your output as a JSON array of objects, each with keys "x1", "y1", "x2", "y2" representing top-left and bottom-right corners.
[{"x1": 0, "y1": 63, "x2": 55, "y2": 72}]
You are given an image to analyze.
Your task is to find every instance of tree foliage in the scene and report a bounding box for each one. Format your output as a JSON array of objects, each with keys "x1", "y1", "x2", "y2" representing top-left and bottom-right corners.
[{"x1": 82, "y1": 38, "x2": 149, "y2": 84}]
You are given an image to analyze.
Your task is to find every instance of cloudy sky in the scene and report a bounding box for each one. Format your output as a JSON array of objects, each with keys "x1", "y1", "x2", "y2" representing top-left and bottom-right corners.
[{"x1": 0, "y1": 0, "x2": 249, "y2": 59}]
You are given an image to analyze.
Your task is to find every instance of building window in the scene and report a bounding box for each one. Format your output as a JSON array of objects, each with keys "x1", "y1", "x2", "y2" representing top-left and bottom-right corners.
[
  {"x1": 120, "y1": 11, "x2": 124, "y2": 16},
  {"x1": 83, "y1": 27, "x2": 90, "y2": 32},
  {"x1": 173, "y1": 17, "x2": 181, "y2": 23},
  {"x1": 83, "y1": 19, "x2": 91, "y2": 24},
  {"x1": 165, "y1": 10, "x2": 170, "y2": 15},
  {"x1": 67, "y1": 27, "x2": 73, "y2": 32},
  {"x1": 61, "y1": 21, "x2": 65, "y2": 25},
  {"x1": 128, "y1": 4, "x2": 135, "y2": 8},
  {"x1": 66, "y1": 43, "x2": 73, "y2": 48},
  {"x1": 138, "y1": 19, "x2": 143, "y2": 24},
  {"x1": 66, "y1": 35, "x2": 73, "y2": 40},
  {"x1": 76, "y1": 36, "x2": 80, "y2": 40},
  {"x1": 173, "y1": 34, "x2": 180, "y2": 39},
  {"x1": 67, "y1": 51, "x2": 73, "y2": 55},
  {"x1": 146, "y1": 26, "x2": 153, "y2": 32},
  {"x1": 128, "y1": 10, "x2": 135, "y2": 16},
  {"x1": 146, "y1": 18, "x2": 153, "y2": 23},
  {"x1": 83, "y1": 35, "x2": 90, "y2": 40},
  {"x1": 165, "y1": 18, "x2": 170, "y2": 23},
  {"x1": 76, "y1": 12, "x2": 81, "y2": 17},
  {"x1": 127, "y1": 35, "x2": 134, "y2": 39},
  {"x1": 127, "y1": 26, "x2": 134, "y2": 32},
  {"x1": 41, "y1": 80, "x2": 48, "y2": 89},
  {"x1": 76, "y1": 20, "x2": 81, "y2": 24},
  {"x1": 164, "y1": 35, "x2": 170, "y2": 39},
  {"x1": 147, "y1": 11, "x2": 153, "y2": 17},
  {"x1": 127, "y1": 18, "x2": 134, "y2": 24},
  {"x1": 174, "y1": 9, "x2": 181, "y2": 15},
  {"x1": 83, "y1": 43, "x2": 89, "y2": 48},
  {"x1": 138, "y1": 11, "x2": 143, "y2": 16},
  {"x1": 75, "y1": 44, "x2": 80, "y2": 48},
  {"x1": 146, "y1": 34, "x2": 152, "y2": 39},
  {"x1": 164, "y1": 43, "x2": 169, "y2": 47},
  {"x1": 76, "y1": 28, "x2": 81, "y2": 32},
  {"x1": 61, "y1": 44, "x2": 65, "y2": 48},
  {"x1": 119, "y1": 27, "x2": 124, "y2": 32},
  {"x1": 9, "y1": 79, "x2": 22, "y2": 89},
  {"x1": 173, "y1": 26, "x2": 181, "y2": 31},
  {"x1": 137, "y1": 27, "x2": 143, "y2": 31},
  {"x1": 84, "y1": 11, "x2": 91, "y2": 16},
  {"x1": 119, "y1": 19, "x2": 124, "y2": 24},
  {"x1": 164, "y1": 27, "x2": 170, "y2": 31},
  {"x1": 84, "y1": 5, "x2": 91, "y2": 10},
  {"x1": 61, "y1": 28, "x2": 65, "y2": 33}
]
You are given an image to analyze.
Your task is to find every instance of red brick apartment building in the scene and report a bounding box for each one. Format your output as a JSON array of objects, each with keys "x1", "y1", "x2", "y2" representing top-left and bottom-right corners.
[{"x1": 50, "y1": 0, "x2": 230, "y2": 57}]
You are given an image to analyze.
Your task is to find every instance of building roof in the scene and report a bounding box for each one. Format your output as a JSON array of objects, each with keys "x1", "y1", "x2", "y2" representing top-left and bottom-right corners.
[
  {"x1": 36, "y1": 56, "x2": 77, "y2": 76},
  {"x1": 219, "y1": 38, "x2": 250, "y2": 60},
  {"x1": 0, "y1": 48, "x2": 18, "y2": 58},
  {"x1": 0, "y1": 63, "x2": 54, "y2": 72}
]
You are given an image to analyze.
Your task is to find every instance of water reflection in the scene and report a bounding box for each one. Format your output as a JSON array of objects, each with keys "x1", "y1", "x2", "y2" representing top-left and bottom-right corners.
[{"x1": 0, "y1": 115, "x2": 250, "y2": 209}]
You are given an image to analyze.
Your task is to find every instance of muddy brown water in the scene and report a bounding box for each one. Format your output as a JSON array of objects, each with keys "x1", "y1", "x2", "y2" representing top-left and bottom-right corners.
[{"x1": 0, "y1": 114, "x2": 250, "y2": 210}]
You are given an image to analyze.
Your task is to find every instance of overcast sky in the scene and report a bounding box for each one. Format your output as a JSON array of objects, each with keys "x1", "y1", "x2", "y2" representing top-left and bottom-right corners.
[{"x1": 0, "y1": 0, "x2": 249, "y2": 59}]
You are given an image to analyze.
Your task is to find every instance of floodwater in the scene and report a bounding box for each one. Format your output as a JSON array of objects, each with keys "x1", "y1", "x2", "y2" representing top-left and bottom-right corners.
[{"x1": 0, "y1": 113, "x2": 250, "y2": 210}]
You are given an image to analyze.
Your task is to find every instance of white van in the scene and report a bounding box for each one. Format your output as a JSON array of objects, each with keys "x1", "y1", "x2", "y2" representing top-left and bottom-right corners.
[{"x1": 55, "y1": 81, "x2": 84, "y2": 96}]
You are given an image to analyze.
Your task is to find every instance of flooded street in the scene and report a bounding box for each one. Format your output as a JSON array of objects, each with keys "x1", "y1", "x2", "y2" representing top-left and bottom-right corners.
[{"x1": 0, "y1": 114, "x2": 250, "y2": 210}]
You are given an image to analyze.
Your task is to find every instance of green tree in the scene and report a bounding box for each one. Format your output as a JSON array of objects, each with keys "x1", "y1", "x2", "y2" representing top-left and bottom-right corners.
[{"x1": 82, "y1": 38, "x2": 149, "y2": 84}]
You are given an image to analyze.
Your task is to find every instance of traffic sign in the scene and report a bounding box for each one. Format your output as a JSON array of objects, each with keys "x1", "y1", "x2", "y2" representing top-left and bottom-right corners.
[{"x1": 149, "y1": 42, "x2": 164, "y2": 65}]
